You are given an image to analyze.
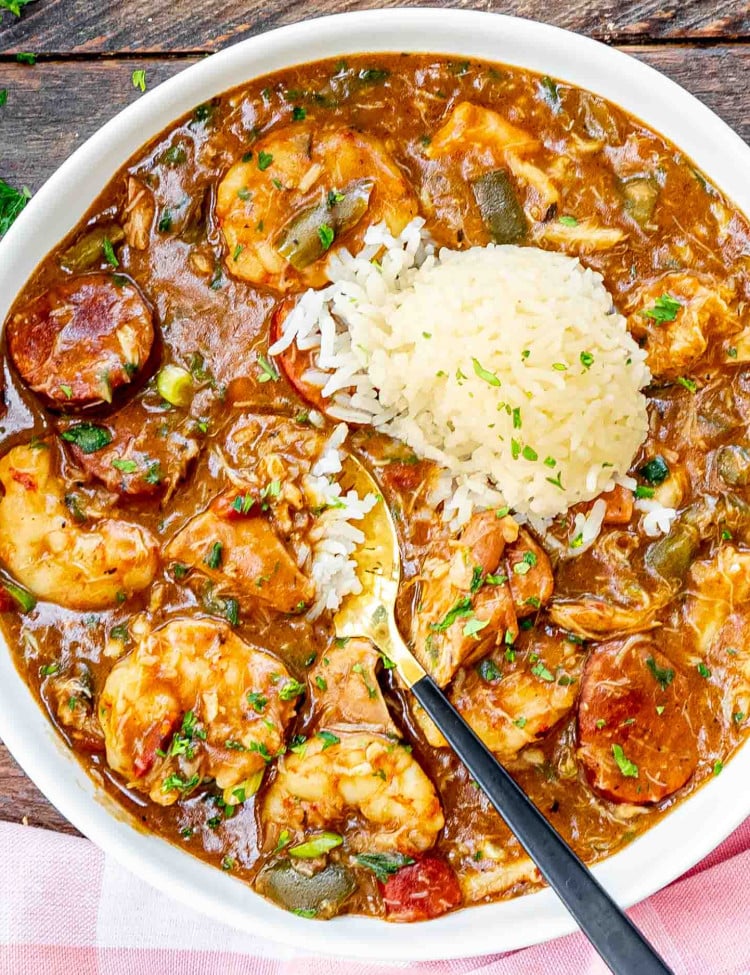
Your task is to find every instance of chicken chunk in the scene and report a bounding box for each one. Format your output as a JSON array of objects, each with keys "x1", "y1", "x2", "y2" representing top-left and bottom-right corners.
[
  {"x1": 165, "y1": 509, "x2": 314, "y2": 614},
  {"x1": 123, "y1": 177, "x2": 155, "y2": 251},
  {"x1": 0, "y1": 443, "x2": 158, "y2": 610},
  {"x1": 682, "y1": 546, "x2": 750, "y2": 657},
  {"x1": 100, "y1": 618, "x2": 298, "y2": 805},
  {"x1": 60, "y1": 390, "x2": 202, "y2": 499},
  {"x1": 628, "y1": 272, "x2": 739, "y2": 380}
]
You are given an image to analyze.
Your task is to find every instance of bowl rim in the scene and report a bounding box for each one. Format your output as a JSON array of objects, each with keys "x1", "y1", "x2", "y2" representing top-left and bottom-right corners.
[{"x1": 1, "y1": 7, "x2": 749, "y2": 961}]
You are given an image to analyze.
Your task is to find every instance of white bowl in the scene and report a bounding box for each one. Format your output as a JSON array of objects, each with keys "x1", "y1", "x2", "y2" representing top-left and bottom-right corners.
[{"x1": 1, "y1": 9, "x2": 748, "y2": 961}]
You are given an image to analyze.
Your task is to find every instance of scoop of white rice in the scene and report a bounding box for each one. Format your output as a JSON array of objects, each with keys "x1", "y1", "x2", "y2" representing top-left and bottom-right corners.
[{"x1": 271, "y1": 223, "x2": 651, "y2": 520}]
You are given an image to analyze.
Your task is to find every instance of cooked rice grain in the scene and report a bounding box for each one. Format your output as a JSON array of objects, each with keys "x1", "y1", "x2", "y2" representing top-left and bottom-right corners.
[{"x1": 272, "y1": 224, "x2": 651, "y2": 520}]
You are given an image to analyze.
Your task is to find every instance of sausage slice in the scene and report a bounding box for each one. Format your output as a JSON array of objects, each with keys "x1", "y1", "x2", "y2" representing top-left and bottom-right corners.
[
  {"x1": 8, "y1": 272, "x2": 154, "y2": 406},
  {"x1": 577, "y1": 636, "x2": 697, "y2": 804}
]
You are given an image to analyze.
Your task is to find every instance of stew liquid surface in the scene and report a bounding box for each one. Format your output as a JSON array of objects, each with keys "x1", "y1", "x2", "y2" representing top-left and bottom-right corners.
[{"x1": 2, "y1": 53, "x2": 750, "y2": 922}]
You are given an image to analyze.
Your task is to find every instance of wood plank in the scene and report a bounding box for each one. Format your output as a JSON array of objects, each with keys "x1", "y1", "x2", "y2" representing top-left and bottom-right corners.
[
  {"x1": 1, "y1": 46, "x2": 749, "y2": 194},
  {"x1": 0, "y1": 741, "x2": 79, "y2": 834},
  {"x1": 0, "y1": 0, "x2": 747, "y2": 56}
]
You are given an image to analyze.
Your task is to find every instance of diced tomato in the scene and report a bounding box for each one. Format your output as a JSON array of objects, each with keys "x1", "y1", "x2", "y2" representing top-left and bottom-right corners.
[
  {"x1": 10, "y1": 469, "x2": 37, "y2": 491},
  {"x1": 380, "y1": 856, "x2": 462, "y2": 922},
  {"x1": 571, "y1": 483, "x2": 634, "y2": 527},
  {"x1": 134, "y1": 715, "x2": 178, "y2": 777},
  {"x1": 380, "y1": 460, "x2": 434, "y2": 495},
  {"x1": 599, "y1": 483, "x2": 634, "y2": 525},
  {"x1": 270, "y1": 299, "x2": 328, "y2": 411},
  {"x1": 210, "y1": 488, "x2": 260, "y2": 521}
]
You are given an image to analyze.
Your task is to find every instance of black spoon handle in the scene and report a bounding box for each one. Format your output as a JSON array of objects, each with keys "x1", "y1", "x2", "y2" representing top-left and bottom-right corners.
[{"x1": 411, "y1": 675, "x2": 673, "y2": 975}]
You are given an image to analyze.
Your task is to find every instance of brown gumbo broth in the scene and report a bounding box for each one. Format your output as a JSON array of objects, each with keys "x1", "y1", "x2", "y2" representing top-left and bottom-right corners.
[{"x1": 2, "y1": 53, "x2": 750, "y2": 922}]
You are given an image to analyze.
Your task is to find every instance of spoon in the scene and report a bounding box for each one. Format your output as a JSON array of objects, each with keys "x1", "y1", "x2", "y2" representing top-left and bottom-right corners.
[{"x1": 334, "y1": 454, "x2": 673, "y2": 975}]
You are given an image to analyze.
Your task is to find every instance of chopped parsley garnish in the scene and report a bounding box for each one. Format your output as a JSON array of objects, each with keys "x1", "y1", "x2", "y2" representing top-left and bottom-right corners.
[
  {"x1": 292, "y1": 105, "x2": 307, "y2": 121},
  {"x1": 580, "y1": 351, "x2": 594, "y2": 369},
  {"x1": 131, "y1": 69, "x2": 147, "y2": 93},
  {"x1": 318, "y1": 223, "x2": 335, "y2": 250},
  {"x1": 247, "y1": 692, "x2": 267, "y2": 713},
  {"x1": 232, "y1": 493, "x2": 255, "y2": 515},
  {"x1": 522, "y1": 445, "x2": 538, "y2": 462},
  {"x1": 430, "y1": 597, "x2": 473, "y2": 631},
  {"x1": 546, "y1": 472, "x2": 564, "y2": 490},
  {"x1": 0, "y1": 179, "x2": 32, "y2": 236},
  {"x1": 611, "y1": 743, "x2": 638, "y2": 778},
  {"x1": 642, "y1": 293, "x2": 681, "y2": 323},
  {"x1": 559, "y1": 215, "x2": 578, "y2": 227},
  {"x1": 204, "y1": 541, "x2": 223, "y2": 570},
  {"x1": 635, "y1": 485, "x2": 655, "y2": 499},
  {"x1": 485, "y1": 572, "x2": 507, "y2": 585},
  {"x1": 638, "y1": 455, "x2": 670, "y2": 485},
  {"x1": 101, "y1": 236, "x2": 119, "y2": 267},
  {"x1": 0, "y1": 0, "x2": 36, "y2": 17},
  {"x1": 469, "y1": 566, "x2": 485, "y2": 594},
  {"x1": 257, "y1": 353, "x2": 279, "y2": 383},
  {"x1": 697, "y1": 662, "x2": 711, "y2": 679},
  {"x1": 477, "y1": 658, "x2": 502, "y2": 683},
  {"x1": 512, "y1": 551, "x2": 538, "y2": 576},
  {"x1": 315, "y1": 730, "x2": 340, "y2": 750},
  {"x1": 677, "y1": 376, "x2": 697, "y2": 393},
  {"x1": 355, "y1": 852, "x2": 415, "y2": 882},
  {"x1": 0, "y1": 90, "x2": 6, "y2": 107},
  {"x1": 61, "y1": 423, "x2": 112, "y2": 454},
  {"x1": 224, "y1": 740, "x2": 246, "y2": 751},
  {"x1": 531, "y1": 662, "x2": 554, "y2": 682},
  {"x1": 463, "y1": 617, "x2": 489, "y2": 640},
  {"x1": 538, "y1": 75, "x2": 561, "y2": 113},
  {"x1": 471, "y1": 357, "x2": 501, "y2": 387},
  {"x1": 279, "y1": 678, "x2": 305, "y2": 701},
  {"x1": 713, "y1": 760, "x2": 724, "y2": 776},
  {"x1": 111, "y1": 458, "x2": 138, "y2": 474},
  {"x1": 257, "y1": 150, "x2": 274, "y2": 171},
  {"x1": 646, "y1": 656, "x2": 674, "y2": 690},
  {"x1": 15, "y1": 52, "x2": 36, "y2": 65},
  {"x1": 514, "y1": 716, "x2": 527, "y2": 729},
  {"x1": 39, "y1": 662, "x2": 60, "y2": 676},
  {"x1": 162, "y1": 772, "x2": 200, "y2": 794}
]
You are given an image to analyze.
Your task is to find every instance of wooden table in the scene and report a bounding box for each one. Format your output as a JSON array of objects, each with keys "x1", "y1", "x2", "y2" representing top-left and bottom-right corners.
[{"x1": 0, "y1": 0, "x2": 748, "y2": 837}]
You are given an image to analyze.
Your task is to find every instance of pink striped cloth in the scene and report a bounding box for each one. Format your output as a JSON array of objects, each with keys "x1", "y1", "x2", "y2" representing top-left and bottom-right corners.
[{"x1": 1, "y1": 819, "x2": 749, "y2": 975}]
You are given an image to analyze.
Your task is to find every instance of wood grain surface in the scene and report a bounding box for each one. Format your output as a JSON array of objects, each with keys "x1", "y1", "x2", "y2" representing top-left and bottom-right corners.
[
  {"x1": 0, "y1": 0, "x2": 747, "y2": 53},
  {"x1": 0, "y1": 0, "x2": 749, "y2": 835}
]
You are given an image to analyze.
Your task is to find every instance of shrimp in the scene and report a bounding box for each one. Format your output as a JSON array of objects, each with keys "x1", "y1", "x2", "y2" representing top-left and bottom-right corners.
[
  {"x1": 99, "y1": 617, "x2": 300, "y2": 805},
  {"x1": 451, "y1": 629, "x2": 584, "y2": 760},
  {"x1": 262, "y1": 638, "x2": 444, "y2": 853},
  {"x1": 628, "y1": 272, "x2": 739, "y2": 380},
  {"x1": 216, "y1": 125, "x2": 417, "y2": 292},
  {"x1": 412, "y1": 514, "x2": 553, "y2": 686},
  {"x1": 0, "y1": 443, "x2": 158, "y2": 610},
  {"x1": 262, "y1": 730, "x2": 444, "y2": 854}
]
